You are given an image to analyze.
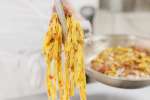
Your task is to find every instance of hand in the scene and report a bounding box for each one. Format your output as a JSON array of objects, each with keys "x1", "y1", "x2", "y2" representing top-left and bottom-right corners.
[
  {"x1": 52, "y1": 0, "x2": 92, "y2": 35},
  {"x1": 62, "y1": 0, "x2": 92, "y2": 35}
]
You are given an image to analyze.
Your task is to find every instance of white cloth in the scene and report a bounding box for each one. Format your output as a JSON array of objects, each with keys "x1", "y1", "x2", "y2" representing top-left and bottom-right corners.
[{"x1": 0, "y1": 0, "x2": 50, "y2": 99}]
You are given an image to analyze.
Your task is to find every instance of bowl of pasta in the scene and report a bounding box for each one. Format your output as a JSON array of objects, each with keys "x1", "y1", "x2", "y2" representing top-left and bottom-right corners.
[{"x1": 85, "y1": 34, "x2": 150, "y2": 89}]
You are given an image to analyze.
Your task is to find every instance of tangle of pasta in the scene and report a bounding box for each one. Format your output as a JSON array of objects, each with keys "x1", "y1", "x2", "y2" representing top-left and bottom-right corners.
[
  {"x1": 91, "y1": 46, "x2": 150, "y2": 78},
  {"x1": 42, "y1": 10, "x2": 86, "y2": 100}
]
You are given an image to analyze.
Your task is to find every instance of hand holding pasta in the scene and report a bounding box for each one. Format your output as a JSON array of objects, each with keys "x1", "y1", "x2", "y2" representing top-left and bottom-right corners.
[{"x1": 42, "y1": 3, "x2": 86, "y2": 100}]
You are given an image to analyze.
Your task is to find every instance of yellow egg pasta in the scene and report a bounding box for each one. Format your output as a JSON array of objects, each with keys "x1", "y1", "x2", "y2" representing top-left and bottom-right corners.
[
  {"x1": 42, "y1": 11, "x2": 86, "y2": 100},
  {"x1": 91, "y1": 46, "x2": 150, "y2": 78}
]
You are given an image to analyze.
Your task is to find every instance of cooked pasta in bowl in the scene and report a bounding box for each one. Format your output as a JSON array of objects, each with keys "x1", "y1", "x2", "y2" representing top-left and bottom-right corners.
[
  {"x1": 91, "y1": 46, "x2": 150, "y2": 79},
  {"x1": 85, "y1": 34, "x2": 150, "y2": 88}
]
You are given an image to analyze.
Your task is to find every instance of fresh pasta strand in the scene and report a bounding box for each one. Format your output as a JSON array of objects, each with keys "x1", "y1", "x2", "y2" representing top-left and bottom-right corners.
[{"x1": 43, "y1": 10, "x2": 86, "y2": 100}]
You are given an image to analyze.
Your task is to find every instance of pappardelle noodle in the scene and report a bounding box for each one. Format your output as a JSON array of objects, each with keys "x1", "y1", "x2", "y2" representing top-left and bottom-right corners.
[{"x1": 42, "y1": 9, "x2": 86, "y2": 100}]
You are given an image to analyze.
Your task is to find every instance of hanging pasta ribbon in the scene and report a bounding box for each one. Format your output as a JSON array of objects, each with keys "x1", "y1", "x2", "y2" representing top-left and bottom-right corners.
[{"x1": 42, "y1": 2, "x2": 87, "y2": 100}]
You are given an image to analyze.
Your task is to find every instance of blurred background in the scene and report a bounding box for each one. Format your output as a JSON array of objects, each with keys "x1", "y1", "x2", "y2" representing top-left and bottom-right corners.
[{"x1": 1, "y1": 0, "x2": 150, "y2": 100}]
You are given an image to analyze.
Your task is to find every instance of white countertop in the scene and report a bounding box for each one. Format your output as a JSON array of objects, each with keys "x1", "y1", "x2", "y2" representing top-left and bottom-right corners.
[{"x1": 9, "y1": 82, "x2": 150, "y2": 100}]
